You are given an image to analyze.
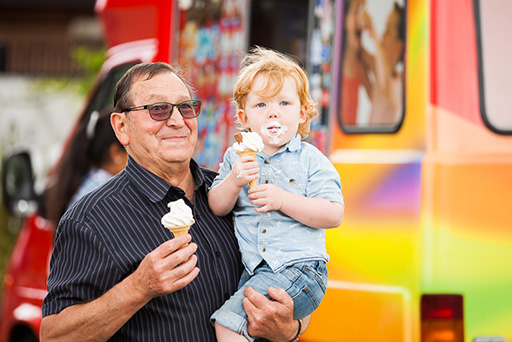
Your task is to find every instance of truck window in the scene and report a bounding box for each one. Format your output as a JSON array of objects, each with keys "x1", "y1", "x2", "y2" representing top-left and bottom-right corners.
[
  {"x1": 249, "y1": 0, "x2": 309, "y2": 63},
  {"x1": 475, "y1": 0, "x2": 512, "y2": 134},
  {"x1": 338, "y1": 0, "x2": 406, "y2": 134}
]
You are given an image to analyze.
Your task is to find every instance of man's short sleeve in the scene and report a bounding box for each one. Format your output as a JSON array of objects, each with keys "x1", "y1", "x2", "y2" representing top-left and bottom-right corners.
[{"x1": 42, "y1": 218, "x2": 119, "y2": 317}]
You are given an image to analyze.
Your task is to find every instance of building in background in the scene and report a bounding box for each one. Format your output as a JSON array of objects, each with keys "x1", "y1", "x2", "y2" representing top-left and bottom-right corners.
[{"x1": 0, "y1": 0, "x2": 103, "y2": 76}]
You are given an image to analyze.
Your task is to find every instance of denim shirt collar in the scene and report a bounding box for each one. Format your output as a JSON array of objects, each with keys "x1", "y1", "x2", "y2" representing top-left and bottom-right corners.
[{"x1": 270, "y1": 133, "x2": 302, "y2": 157}]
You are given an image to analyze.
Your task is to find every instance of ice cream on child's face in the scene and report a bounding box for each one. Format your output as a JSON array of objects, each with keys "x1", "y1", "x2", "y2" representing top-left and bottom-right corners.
[{"x1": 161, "y1": 199, "x2": 195, "y2": 228}]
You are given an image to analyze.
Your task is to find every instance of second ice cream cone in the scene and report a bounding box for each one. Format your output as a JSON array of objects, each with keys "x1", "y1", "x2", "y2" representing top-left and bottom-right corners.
[{"x1": 235, "y1": 150, "x2": 258, "y2": 188}]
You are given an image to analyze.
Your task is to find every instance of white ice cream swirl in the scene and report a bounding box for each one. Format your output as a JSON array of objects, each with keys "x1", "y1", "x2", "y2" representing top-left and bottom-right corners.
[
  {"x1": 161, "y1": 199, "x2": 195, "y2": 227},
  {"x1": 233, "y1": 132, "x2": 264, "y2": 152}
]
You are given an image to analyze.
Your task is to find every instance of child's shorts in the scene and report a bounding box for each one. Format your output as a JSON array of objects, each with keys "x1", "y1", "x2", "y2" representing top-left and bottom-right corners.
[{"x1": 210, "y1": 260, "x2": 328, "y2": 342}]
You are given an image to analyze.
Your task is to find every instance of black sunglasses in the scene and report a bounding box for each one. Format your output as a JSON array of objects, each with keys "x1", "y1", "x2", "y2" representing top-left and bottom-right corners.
[{"x1": 123, "y1": 100, "x2": 201, "y2": 121}]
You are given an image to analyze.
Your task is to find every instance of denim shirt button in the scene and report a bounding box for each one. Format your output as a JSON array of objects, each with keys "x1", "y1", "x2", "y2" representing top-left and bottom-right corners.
[
  {"x1": 261, "y1": 247, "x2": 266, "y2": 252},
  {"x1": 264, "y1": 158, "x2": 270, "y2": 164},
  {"x1": 261, "y1": 228, "x2": 267, "y2": 233}
]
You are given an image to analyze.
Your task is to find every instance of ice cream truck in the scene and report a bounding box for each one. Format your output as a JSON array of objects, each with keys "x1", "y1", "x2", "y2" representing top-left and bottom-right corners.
[{"x1": 1, "y1": 0, "x2": 512, "y2": 341}]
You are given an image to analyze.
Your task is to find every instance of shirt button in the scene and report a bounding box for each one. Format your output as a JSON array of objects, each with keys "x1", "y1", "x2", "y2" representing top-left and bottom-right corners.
[
  {"x1": 263, "y1": 180, "x2": 268, "y2": 184},
  {"x1": 261, "y1": 228, "x2": 267, "y2": 234},
  {"x1": 215, "y1": 251, "x2": 221, "y2": 257},
  {"x1": 264, "y1": 159, "x2": 270, "y2": 164},
  {"x1": 289, "y1": 179, "x2": 295, "y2": 184},
  {"x1": 261, "y1": 247, "x2": 266, "y2": 252}
]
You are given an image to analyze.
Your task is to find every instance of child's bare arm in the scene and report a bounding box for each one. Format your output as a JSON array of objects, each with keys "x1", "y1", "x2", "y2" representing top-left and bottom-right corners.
[
  {"x1": 248, "y1": 185, "x2": 344, "y2": 228},
  {"x1": 208, "y1": 155, "x2": 260, "y2": 217}
]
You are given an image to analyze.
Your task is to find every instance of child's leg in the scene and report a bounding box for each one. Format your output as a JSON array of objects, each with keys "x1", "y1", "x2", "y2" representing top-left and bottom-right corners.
[
  {"x1": 244, "y1": 261, "x2": 329, "y2": 319},
  {"x1": 215, "y1": 322, "x2": 249, "y2": 342}
]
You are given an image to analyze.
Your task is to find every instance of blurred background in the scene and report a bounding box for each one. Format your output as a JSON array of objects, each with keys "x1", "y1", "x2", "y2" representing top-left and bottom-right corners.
[
  {"x1": 1, "y1": 0, "x2": 511, "y2": 341},
  {"x1": 0, "y1": 0, "x2": 105, "y2": 296}
]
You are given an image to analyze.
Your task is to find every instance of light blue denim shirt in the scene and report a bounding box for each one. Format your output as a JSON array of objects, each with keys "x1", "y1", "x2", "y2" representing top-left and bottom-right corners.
[
  {"x1": 211, "y1": 134, "x2": 344, "y2": 274},
  {"x1": 69, "y1": 168, "x2": 113, "y2": 207}
]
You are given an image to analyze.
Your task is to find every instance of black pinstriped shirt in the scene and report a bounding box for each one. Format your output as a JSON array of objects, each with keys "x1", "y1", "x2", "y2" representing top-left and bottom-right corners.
[{"x1": 42, "y1": 157, "x2": 243, "y2": 341}]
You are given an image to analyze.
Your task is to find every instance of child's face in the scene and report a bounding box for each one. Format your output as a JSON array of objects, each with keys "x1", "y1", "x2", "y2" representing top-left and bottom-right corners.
[{"x1": 238, "y1": 74, "x2": 305, "y2": 155}]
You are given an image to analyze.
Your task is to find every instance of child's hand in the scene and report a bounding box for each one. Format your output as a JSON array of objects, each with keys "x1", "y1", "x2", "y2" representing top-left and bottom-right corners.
[
  {"x1": 248, "y1": 184, "x2": 285, "y2": 213},
  {"x1": 230, "y1": 155, "x2": 259, "y2": 188}
]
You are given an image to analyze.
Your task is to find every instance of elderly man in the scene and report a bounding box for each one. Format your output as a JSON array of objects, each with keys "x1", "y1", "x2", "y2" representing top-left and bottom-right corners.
[{"x1": 40, "y1": 62, "x2": 307, "y2": 342}]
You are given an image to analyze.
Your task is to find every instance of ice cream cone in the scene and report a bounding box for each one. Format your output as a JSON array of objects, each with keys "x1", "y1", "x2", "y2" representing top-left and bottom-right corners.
[
  {"x1": 166, "y1": 225, "x2": 191, "y2": 261},
  {"x1": 235, "y1": 150, "x2": 258, "y2": 188},
  {"x1": 167, "y1": 225, "x2": 190, "y2": 238}
]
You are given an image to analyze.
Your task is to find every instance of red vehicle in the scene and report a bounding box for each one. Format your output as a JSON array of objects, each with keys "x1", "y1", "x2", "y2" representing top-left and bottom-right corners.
[{"x1": 2, "y1": 0, "x2": 512, "y2": 341}]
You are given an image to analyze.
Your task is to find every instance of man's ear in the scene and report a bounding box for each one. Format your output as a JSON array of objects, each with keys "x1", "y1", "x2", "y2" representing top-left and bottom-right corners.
[
  {"x1": 111, "y1": 112, "x2": 130, "y2": 146},
  {"x1": 237, "y1": 109, "x2": 250, "y2": 129}
]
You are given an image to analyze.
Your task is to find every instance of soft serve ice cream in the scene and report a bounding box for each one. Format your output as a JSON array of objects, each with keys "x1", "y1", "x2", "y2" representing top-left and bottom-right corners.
[
  {"x1": 233, "y1": 132, "x2": 264, "y2": 188},
  {"x1": 161, "y1": 199, "x2": 195, "y2": 237},
  {"x1": 233, "y1": 132, "x2": 264, "y2": 154}
]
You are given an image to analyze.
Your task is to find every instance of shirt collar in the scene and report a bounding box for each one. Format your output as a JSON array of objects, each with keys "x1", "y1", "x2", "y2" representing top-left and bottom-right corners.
[
  {"x1": 273, "y1": 133, "x2": 302, "y2": 155},
  {"x1": 125, "y1": 156, "x2": 204, "y2": 203}
]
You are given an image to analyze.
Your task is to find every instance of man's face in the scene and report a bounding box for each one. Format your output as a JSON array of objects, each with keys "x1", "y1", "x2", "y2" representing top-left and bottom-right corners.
[{"x1": 122, "y1": 72, "x2": 198, "y2": 175}]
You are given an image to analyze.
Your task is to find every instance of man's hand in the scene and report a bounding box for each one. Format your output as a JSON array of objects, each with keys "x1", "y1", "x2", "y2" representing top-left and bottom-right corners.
[
  {"x1": 129, "y1": 234, "x2": 200, "y2": 301},
  {"x1": 243, "y1": 286, "x2": 298, "y2": 342},
  {"x1": 40, "y1": 235, "x2": 200, "y2": 342}
]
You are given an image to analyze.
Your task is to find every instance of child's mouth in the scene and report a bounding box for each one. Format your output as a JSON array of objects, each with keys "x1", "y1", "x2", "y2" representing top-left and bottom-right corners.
[
  {"x1": 263, "y1": 121, "x2": 283, "y2": 136},
  {"x1": 261, "y1": 121, "x2": 288, "y2": 145},
  {"x1": 267, "y1": 125, "x2": 280, "y2": 135}
]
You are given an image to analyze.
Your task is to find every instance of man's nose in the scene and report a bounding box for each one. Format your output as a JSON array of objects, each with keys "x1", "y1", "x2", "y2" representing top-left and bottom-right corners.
[{"x1": 166, "y1": 107, "x2": 185, "y2": 126}]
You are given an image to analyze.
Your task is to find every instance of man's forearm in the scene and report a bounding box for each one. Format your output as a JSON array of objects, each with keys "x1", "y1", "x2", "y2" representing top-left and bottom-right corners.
[{"x1": 40, "y1": 277, "x2": 147, "y2": 342}]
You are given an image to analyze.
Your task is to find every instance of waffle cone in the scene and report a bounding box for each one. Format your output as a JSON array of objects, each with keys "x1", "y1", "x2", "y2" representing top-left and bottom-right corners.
[
  {"x1": 235, "y1": 150, "x2": 258, "y2": 188},
  {"x1": 166, "y1": 225, "x2": 191, "y2": 261},
  {"x1": 235, "y1": 149, "x2": 257, "y2": 157},
  {"x1": 166, "y1": 225, "x2": 191, "y2": 237}
]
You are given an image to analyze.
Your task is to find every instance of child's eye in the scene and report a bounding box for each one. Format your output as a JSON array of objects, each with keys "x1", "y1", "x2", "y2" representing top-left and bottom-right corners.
[
  {"x1": 256, "y1": 103, "x2": 266, "y2": 108},
  {"x1": 280, "y1": 101, "x2": 289, "y2": 106}
]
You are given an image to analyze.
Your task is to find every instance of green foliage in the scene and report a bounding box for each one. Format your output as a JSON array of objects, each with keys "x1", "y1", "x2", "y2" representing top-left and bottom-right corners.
[
  {"x1": 33, "y1": 45, "x2": 106, "y2": 96},
  {"x1": 72, "y1": 45, "x2": 107, "y2": 95}
]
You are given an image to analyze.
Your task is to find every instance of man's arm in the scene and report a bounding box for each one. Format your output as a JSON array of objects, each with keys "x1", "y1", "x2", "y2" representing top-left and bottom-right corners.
[
  {"x1": 243, "y1": 287, "x2": 311, "y2": 342},
  {"x1": 40, "y1": 235, "x2": 199, "y2": 342}
]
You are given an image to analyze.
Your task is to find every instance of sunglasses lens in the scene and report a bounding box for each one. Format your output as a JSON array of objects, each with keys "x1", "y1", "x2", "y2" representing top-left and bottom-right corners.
[
  {"x1": 149, "y1": 103, "x2": 171, "y2": 120},
  {"x1": 179, "y1": 101, "x2": 200, "y2": 118}
]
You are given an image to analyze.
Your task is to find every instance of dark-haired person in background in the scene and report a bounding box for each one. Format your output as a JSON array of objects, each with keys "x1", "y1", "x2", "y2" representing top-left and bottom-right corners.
[{"x1": 44, "y1": 107, "x2": 127, "y2": 225}]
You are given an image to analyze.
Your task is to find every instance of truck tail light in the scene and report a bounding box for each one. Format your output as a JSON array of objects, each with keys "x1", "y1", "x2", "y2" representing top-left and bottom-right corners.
[{"x1": 421, "y1": 294, "x2": 464, "y2": 342}]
